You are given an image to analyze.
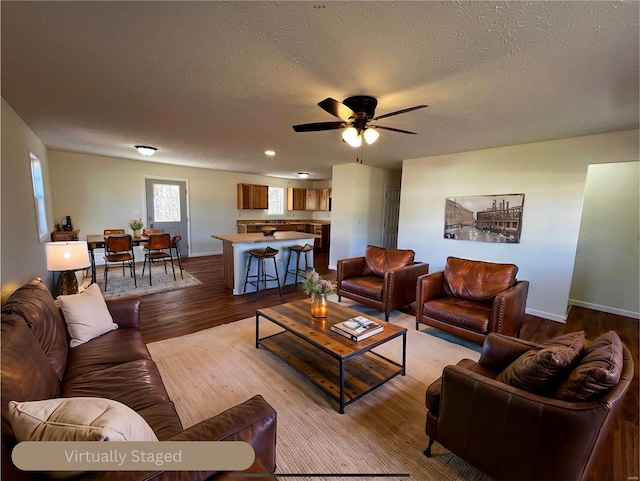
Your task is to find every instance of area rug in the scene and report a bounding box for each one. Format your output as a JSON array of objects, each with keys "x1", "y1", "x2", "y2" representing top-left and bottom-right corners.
[
  {"x1": 422, "y1": 328, "x2": 483, "y2": 353},
  {"x1": 92, "y1": 262, "x2": 202, "y2": 298},
  {"x1": 147, "y1": 312, "x2": 491, "y2": 481}
]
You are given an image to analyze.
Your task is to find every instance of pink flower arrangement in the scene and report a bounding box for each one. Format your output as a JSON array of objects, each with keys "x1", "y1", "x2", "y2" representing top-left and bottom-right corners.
[{"x1": 303, "y1": 270, "x2": 335, "y2": 296}]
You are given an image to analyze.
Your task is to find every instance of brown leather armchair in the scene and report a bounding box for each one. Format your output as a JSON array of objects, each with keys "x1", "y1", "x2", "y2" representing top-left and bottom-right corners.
[
  {"x1": 424, "y1": 332, "x2": 633, "y2": 481},
  {"x1": 337, "y1": 245, "x2": 429, "y2": 321},
  {"x1": 416, "y1": 256, "x2": 529, "y2": 343}
]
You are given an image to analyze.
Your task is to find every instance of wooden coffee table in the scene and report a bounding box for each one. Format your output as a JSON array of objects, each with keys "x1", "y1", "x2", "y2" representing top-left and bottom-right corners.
[{"x1": 256, "y1": 299, "x2": 407, "y2": 413}]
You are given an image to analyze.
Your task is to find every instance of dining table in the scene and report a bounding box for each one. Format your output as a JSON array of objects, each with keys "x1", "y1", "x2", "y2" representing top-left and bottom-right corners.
[{"x1": 86, "y1": 234, "x2": 149, "y2": 284}]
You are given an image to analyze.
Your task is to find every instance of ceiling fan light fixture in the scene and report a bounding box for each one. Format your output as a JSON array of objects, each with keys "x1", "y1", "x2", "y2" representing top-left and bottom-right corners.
[
  {"x1": 363, "y1": 128, "x2": 379, "y2": 145},
  {"x1": 342, "y1": 127, "x2": 361, "y2": 148},
  {"x1": 135, "y1": 145, "x2": 157, "y2": 156}
]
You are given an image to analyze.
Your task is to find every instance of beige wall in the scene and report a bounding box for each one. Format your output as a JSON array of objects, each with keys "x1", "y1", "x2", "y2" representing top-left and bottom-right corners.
[
  {"x1": 1, "y1": 98, "x2": 55, "y2": 298},
  {"x1": 48, "y1": 150, "x2": 322, "y2": 257},
  {"x1": 569, "y1": 162, "x2": 640, "y2": 318},
  {"x1": 399, "y1": 130, "x2": 639, "y2": 322},
  {"x1": 329, "y1": 163, "x2": 401, "y2": 268}
]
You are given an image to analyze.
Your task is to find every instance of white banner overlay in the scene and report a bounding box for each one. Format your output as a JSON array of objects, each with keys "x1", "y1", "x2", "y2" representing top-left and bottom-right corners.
[{"x1": 12, "y1": 441, "x2": 255, "y2": 471}]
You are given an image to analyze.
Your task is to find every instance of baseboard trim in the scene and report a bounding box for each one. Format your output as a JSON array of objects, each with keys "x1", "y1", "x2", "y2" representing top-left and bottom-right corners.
[
  {"x1": 526, "y1": 308, "x2": 566, "y2": 323},
  {"x1": 189, "y1": 251, "x2": 222, "y2": 258},
  {"x1": 569, "y1": 299, "x2": 640, "y2": 320}
]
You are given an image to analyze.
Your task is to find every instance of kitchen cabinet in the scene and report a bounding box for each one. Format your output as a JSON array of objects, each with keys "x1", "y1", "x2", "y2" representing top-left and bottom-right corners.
[
  {"x1": 237, "y1": 184, "x2": 268, "y2": 209},
  {"x1": 318, "y1": 188, "x2": 331, "y2": 211},
  {"x1": 305, "y1": 189, "x2": 318, "y2": 211},
  {"x1": 287, "y1": 188, "x2": 307, "y2": 211}
]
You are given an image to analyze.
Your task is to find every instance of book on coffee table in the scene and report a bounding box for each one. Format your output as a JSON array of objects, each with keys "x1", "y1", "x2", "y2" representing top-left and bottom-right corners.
[{"x1": 331, "y1": 315, "x2": 383, "y2": 341}]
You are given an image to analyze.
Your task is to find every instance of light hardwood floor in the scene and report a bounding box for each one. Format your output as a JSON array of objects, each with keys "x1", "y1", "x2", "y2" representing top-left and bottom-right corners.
[{"x1": 139, "y1": 254, "x2": 639, "y2": 481}]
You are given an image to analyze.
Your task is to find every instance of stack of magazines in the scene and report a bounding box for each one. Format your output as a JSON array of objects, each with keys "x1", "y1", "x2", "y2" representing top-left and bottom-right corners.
[{"x1": 331, "y1": 315, "x2": 383, "y2": 341}]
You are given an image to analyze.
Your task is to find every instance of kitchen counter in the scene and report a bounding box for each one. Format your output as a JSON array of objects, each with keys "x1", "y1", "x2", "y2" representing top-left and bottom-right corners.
[{"x1": 212, "y1": 231, "x2": 320, "y2": 294}]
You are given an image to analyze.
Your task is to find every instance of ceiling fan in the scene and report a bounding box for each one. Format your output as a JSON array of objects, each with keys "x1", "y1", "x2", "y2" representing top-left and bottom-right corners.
[{"x1": 292, "y1": 95, "x2": 428, "y2": 147}]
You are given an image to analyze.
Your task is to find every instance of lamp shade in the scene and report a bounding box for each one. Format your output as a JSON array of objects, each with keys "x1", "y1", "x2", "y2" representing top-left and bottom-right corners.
[
  {"x1": 342, "y1": 127, "x2": 362, "y2": 147},
  {"x1": 46, "y1": 241, "x2": 90, "y2": 271},
  {"x1": 363, "y1": 128, "x2": 379, "y2": 145}
]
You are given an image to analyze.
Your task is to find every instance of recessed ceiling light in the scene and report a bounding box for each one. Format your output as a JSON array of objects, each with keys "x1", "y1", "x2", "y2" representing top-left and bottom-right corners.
[
  {"x1": 135, "y1": 145, "x2": 157, "y2": 156},
  {"x1": 298, "y1": 172, "x2": 310, "y2": 179},
  {"x1": 265, "y1": 150, "x2": 276, "y2": 156}
]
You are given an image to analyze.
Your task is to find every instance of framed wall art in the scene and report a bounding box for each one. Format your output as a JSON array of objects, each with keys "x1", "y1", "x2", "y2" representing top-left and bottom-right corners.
[{"x1": 444, "y1": 193, "x2": 525, "y2": 243}]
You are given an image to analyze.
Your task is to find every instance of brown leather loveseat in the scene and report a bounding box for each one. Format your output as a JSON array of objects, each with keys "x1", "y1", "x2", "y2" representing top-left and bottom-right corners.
[
  {"x1": 424, "y1": 331, "x2": 633, "y2": 481},
  {"x1": 416, "y1": 256, "x2": 529, "y2": 343},
  {"x1": 1, "y1": 278, "x2": 277, "y2": 481},
  {"x1": 337, "y1": 245, "x2": 429, "y2": 321}
]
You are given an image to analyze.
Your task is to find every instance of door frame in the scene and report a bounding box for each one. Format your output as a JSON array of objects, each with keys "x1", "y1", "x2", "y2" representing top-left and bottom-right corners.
[{"x1": 143, "y1": 175, "x2": 191, "y2": 256}]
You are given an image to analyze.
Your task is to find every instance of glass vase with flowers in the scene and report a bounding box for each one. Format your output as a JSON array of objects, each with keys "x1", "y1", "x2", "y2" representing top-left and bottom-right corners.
[{"x1": 302, "y1": 270, "x2": 335, "y2": 318}]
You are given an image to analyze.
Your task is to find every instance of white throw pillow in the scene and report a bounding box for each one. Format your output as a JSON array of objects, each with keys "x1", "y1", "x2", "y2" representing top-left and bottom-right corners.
[
  {"x1": 8, "y1": 398, "x2": 158, "y2": 442},
  {"x1": 57, "y1": 283, "x2": 117, "y2": 347}
]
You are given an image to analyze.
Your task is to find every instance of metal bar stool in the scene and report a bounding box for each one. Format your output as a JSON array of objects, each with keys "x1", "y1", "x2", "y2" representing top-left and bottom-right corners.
[
  {"x1": 283, "y1": 244, "x2": 314, "y2": 289},
  {"x1": 243, "y1": 246, "x2": 282, "y2": 297}
]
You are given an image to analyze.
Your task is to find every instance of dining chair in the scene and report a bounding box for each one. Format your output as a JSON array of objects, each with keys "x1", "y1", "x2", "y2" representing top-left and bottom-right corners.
[
  {"x1": 142, "y1": 234, "x2": 176, "y2": 286},
  {"x1": 170, "y1": 235, "x2": 184, "y2": 279},
  {"x1": 103, "y1": 234, "x2": 136, "y2": 291}
]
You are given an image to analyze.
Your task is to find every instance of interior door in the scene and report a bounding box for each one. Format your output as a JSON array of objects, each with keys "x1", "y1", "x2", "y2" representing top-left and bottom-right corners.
[
  {"x1": 382, "y1": 185, "x2": 401, "y2": 249},
  {"x1": 145, "y1": 178, "x2": 188, "y2": 255}
]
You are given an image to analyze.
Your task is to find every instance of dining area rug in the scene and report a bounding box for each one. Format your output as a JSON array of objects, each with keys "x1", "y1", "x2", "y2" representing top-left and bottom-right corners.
[{"x1": 88, "y1": 262, "x2": 202, "y2": 298}]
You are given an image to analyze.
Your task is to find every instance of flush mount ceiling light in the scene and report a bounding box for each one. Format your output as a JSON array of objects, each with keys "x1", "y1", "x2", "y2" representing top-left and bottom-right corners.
[
  {"x1": 135, "y1": 145, "x2": 157, "y2": 156},
  {"x1": 298, "y1": 172, "x2": 310, "y2": 179},
  {"x1": 264, "y1": 150, "x2": 276, "y2": 156}
]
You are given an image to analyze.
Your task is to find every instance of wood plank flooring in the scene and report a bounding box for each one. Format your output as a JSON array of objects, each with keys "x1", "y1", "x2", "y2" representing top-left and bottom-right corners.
[{"x1": 139, "y1": 254, "x2": 639, "y2": 481}]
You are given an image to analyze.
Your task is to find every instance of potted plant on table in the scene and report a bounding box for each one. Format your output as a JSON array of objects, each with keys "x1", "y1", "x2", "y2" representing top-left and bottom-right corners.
[
  {"x1": 303, "y1": 270, "x2": 335, "y2": 318},
  {"x1": 128, "y1": 218, "x2": 144, "y2": 238}
]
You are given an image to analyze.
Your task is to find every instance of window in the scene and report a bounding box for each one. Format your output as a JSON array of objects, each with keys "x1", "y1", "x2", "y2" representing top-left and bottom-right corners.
[
  {"x1": 268, "y1": 187, "x2": 284, "y2": 215},
  {"x1": 153, "y1": 183, "x2": 181, "y2": 222},
  {"x1": 30, "y1": 154, "x2": 48, "y2": 241}
]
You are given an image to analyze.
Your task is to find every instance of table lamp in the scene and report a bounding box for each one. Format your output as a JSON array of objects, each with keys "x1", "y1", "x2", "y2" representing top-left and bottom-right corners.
[{"x1": 46, "y1": 241, "x2": 90, "y2": 297}]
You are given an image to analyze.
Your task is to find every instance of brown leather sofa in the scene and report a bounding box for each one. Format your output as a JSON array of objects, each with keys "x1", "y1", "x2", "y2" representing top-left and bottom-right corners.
[
  {"x1": 337, "y1": 245, "x2": 429, "y2": 321},
  {"x1": 1, "y1": 278, "x2": 277, "y2": 481},
  {"x1": 424, "y1": 332, "x2": 633, "y2": 481},
  {"x1": 416, "y1": 256, "x2": 529, "y2": 343}
]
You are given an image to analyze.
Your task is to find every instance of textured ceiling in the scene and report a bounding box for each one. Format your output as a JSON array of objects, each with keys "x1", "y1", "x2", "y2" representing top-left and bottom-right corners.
[{"x1": 2, "y1": 1, "x2": 638, "y2": 180}]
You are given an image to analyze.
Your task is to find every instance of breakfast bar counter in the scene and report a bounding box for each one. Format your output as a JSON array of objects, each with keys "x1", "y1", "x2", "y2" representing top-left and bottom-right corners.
[{"x1": 212, "y1": 231, "x2": 320, "y2": 294}]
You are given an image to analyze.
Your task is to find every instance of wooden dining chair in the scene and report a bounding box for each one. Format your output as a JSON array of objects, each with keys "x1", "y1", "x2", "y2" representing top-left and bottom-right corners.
[
  {"x1": 142, "y1": 234, "x2": 176, "y2": 286},
  {"x1": 104, "y1": 234, "x2": 136, "y2": 291},
  {"x1": 140, "y1": 228, "x2": 164, "y2": 251},
  {"x1": 170, "y1": 235, "x2": 184, "y2": 278}
]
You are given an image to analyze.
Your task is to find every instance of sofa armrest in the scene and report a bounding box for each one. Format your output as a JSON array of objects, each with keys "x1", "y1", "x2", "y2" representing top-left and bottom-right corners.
[
  {"x1": 478, "y1": 332, "x2": 540, "y2": 371},
  {"x1": 80, "y1": 396, "x2": 277, "y2": 481},
  {"x1": 106, "y1": 295, "x2": 142, "y2": 329},
  {"x1": 436, "y1": 364, "x2": 612, "y2": 481},
  {"x1": 383, "y1": 262, "x2": 429, "y2": 311},
  {"x1": 337, "y1": 257, "x2": 365, "y2": 283},
  {"x1": 416, "y1": 271, "x2": 444, "y2": 307},
  {"x1": 489, "y1": 280, "x2": 529, "y2": 337}
]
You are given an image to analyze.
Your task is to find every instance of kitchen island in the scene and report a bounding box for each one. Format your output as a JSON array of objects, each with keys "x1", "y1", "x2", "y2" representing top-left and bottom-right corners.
[{"x1": 212, "y1": 231, "x2": 320, "y2": 294}]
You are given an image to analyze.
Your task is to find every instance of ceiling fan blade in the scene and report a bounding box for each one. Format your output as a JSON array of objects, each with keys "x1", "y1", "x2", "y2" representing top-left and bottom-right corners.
[
  {"x1": 372, "y1": 104, "x2": 428, "y2": 121},
  {"x1": 373, "y1": 125, "x2": 417, "y2": 134},
  {"x1": 318, "y1": 98, "x2": 355, "y2": 121},
  {"x1": 293, "y1": 121, "x2": 347, "y2": 132}
]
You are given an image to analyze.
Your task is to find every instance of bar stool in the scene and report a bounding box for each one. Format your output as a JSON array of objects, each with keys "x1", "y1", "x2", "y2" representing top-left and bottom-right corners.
[
  {"x1": 283, "y1": 244, "x2": 314, "y2": 288},
  {"x1": 243, "y1": 246, "x2": 282, "y2": 297}
]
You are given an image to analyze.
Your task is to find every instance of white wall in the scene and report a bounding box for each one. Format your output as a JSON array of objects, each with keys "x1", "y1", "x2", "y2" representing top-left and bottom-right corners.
[
  {"x1": 399, "y1": 130, "x2": 639, "y2": 322},
  {"x1": 329, "y1": 163, "x2": 401, "y2": 268},
  {"x1": 569, "y1": 162, "x2": 640, "y2": 318},
  {"x1": 48, "y1": 150, "x2": 320, "y2": 258},
  {"x1": 1, "y1": 97, "x2": 55, "y2": 299}
]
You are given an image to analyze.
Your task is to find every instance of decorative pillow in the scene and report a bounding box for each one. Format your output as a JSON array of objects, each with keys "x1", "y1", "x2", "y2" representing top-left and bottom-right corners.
[
  {"x1": 554, "y1": 330, "x2": 624, "y2": 401},
  {"x1": 57, "y1": 283, "x2": 117, "y2": 347},
  {"x1": 497, "y1": 331, "x2": 585, "y2": 394},
  {"x1": 7, "y1": 397, "x2": 158, "y2": 442}
]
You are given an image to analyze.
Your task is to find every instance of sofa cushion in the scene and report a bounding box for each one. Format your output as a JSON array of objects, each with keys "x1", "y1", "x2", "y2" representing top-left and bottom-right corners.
[
  {"x1": 362, "y1": 245, "x2": 414, "y2": 278},
  {"x1": 554, "y1": 330, "x2": 624, "y2": 401},
  {"x1": 497, "y1": 331, "x2": 585, "y2": 394},
  {"x1": 57, "y1": 284, "x2": 118, "y2": 347},
  {"x1": 1, "y1": 279, "x2": 69, "y2": 380},
  {"x1": 443, "y1": 257, "x2": 518, "y2": 302},
  {"x1": 422, "y1": 297, "x2": 492, "y2": 334},
  {"x1": 339, "y1": 276, "x2": 384, "y2": 301},
  {"x1": 1, "y1": 315, "x2": 61, "y2": 439},
  {"x1": 8, "y1": 397, "x2": 158, "y2": 442}
]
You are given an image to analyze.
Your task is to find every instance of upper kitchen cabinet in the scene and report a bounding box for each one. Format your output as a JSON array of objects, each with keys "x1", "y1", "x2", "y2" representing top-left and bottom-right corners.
[
  {"x1": 287, "y1": 187, "x2": 306, "y2": 210},
  {"x1": 306, "y1": 189, "x2": 318, "y2": 211},
  {"x1": 317, "y1": 188, "x2": 331, "y2": 211},
  {"x1": 237, "y1": 183, "x2": 269, "y2": 209}
]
